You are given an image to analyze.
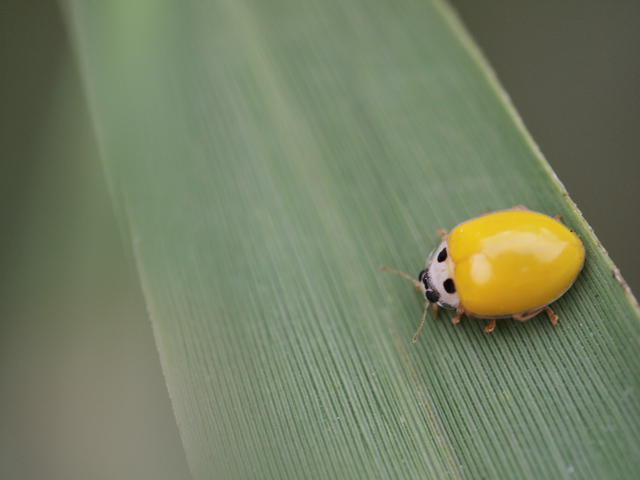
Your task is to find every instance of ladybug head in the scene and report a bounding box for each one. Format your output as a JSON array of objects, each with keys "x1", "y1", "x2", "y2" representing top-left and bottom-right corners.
[
  {"x1": 421, "y1": 242, "x2": 459, "y2": 309},
  {"x1": 418, "y1": 269, "x2": 440, "y2": 304}
]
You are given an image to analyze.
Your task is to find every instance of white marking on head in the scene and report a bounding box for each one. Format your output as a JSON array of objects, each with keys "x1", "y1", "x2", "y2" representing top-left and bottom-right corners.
[{"x1": 424, "y1": 241, "x2": 459, "y2": 309}]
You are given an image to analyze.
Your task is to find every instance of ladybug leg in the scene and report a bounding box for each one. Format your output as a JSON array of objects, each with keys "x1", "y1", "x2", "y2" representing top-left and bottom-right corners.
[
  {"x1": 437, "y1": 228, "x2": 448, "y2": 240},
  {"x1": 380, "y1": 266, "x2": 422, "y2": 290},
  {"x1": 413, "y1": 300, "x2": 429, "y2": 343},
  {"x1": 512, "y1": 307, "x2": 546, "y2": 322},
  {"x1": 512, "y1": 305, "x2": 559, "y2": 326},
  {"x1": 452, "y1": 305, "x2": 464, "y2": 325},
  {"x1": 431, "y1": 302, "x2": 439, "y2": 319},
  {"x1": 545, "y1": 305, "x2": 559, "y2": 326},
  {"x1": 484, "y1": 319, "x2": 496, "y2": 334},
  {"x1": 554, "y1": 214, "x2": 563, "y2": 222},
  {"x1": 511, "y1": 205, "x2": 530, "y2": 211}
]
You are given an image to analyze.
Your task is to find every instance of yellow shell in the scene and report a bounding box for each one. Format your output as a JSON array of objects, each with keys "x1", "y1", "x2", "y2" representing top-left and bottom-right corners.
[{"x1": 447, "y1": 210, "x2": 585, "y2": 317}]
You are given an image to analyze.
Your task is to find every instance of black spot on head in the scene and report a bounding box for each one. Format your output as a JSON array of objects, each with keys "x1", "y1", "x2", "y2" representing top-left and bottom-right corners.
[
  {"x1": 420, "y1": 268, "x2": 430, "y2": 289},
  {"x1": 443, "y1": 278, "x2": 456, "y2": 294},
  {"x1": 437, "y1": 248, "x2": 447, "y2": 263},
  {"x1": 425, "y1": 290, "x2": 440, "y2": 303},
  {"x1": 418, "y1": 269, "x2": 426, "y2": 283}
]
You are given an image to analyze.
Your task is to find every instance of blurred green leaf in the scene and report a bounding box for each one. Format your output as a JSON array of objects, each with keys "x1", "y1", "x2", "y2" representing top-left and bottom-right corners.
[
  {"x1": 66, "y1": 0, "x2": 640, "y2": 478},
  {"x1": 0, "y1": 52, "x2": 190, "y2": 479}
]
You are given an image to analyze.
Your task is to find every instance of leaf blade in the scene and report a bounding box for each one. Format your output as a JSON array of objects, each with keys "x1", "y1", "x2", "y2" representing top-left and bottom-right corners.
[{"x1": 66, "y1": 0, "x2": 640, "y2": 478}]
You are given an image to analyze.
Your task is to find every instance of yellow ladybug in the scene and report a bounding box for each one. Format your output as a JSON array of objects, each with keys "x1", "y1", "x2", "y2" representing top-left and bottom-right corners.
[{"x1": 382, "y1": 207, "x2": 585, "y2": 340}]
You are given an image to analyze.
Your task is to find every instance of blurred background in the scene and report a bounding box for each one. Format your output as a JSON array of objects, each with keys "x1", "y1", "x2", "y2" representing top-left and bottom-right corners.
[{"x1": 1, "y1": 1, "x2": 637, "y2": 478}]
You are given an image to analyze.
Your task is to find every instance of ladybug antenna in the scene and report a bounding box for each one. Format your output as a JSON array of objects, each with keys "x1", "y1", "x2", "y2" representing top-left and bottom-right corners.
[
  {"x1": 380, "y1": 265, "x2": 422, "y2": 290},
  {"x1": 413, "y1": 301, "x2": 430, "y2": 342}
]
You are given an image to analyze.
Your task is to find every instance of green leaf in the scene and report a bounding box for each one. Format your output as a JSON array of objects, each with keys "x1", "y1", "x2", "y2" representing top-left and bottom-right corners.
[{"x1": 66, "y1": 0, "x2": 640, "y2": 478}]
